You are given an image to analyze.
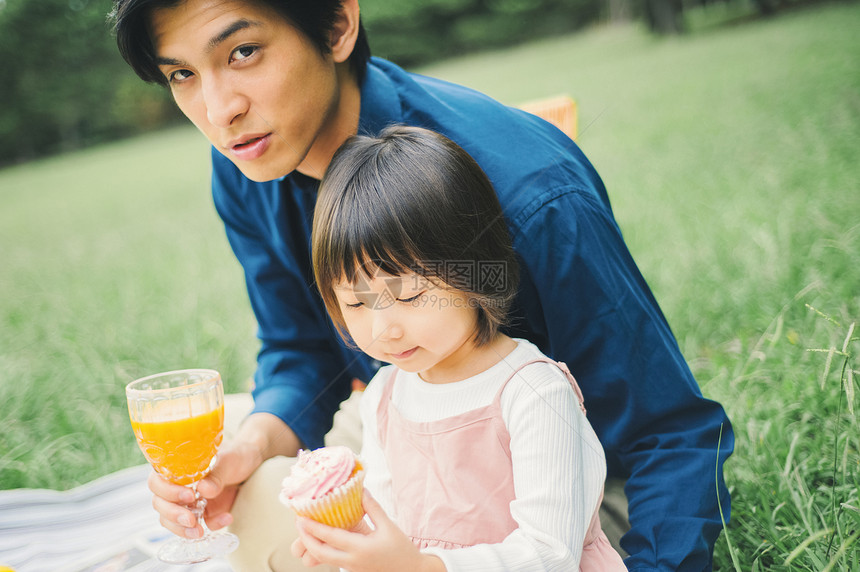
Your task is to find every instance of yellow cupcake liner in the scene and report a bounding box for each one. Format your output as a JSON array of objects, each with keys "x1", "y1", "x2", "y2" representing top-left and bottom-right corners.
[{"x1": 283, "y1": 470, "x2": 365, "y2": 529}]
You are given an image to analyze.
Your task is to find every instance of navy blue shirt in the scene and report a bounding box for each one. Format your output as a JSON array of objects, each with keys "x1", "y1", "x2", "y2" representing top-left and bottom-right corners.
[{"x1": 211, "y1": 57, "x2": 733, "y2": 570}]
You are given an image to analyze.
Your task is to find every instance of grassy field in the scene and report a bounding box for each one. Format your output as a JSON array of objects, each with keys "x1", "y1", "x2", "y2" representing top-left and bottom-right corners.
[{"x1": 1, "y1": 2, "x2": 858, "y2": 569}]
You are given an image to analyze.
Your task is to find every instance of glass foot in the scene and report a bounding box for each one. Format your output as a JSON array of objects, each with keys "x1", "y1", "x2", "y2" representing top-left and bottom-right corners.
[{"x1": 156, "y1": 530, "x2": 239, "y2": 564}]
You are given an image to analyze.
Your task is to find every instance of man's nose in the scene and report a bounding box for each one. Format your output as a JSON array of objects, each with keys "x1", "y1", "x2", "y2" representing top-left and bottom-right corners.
[{"x1": 202, "y1": 75, "x2": 247, "y2": 128}]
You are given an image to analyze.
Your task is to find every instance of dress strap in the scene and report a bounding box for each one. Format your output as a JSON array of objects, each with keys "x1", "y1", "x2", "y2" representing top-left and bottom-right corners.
[
  {"x1": 380, "y1": 367, "x2": 399, "y2": 402},
  {"x1": 376, "y1": 367, "x2": 400, "y2": 448},
  {"x1": 493, "y1": 358, "x2": 586, "y2": 414}
]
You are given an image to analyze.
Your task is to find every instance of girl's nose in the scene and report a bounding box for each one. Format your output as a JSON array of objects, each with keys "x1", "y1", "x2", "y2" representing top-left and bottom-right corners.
[{"x1": 372, "y1": 308, "x2": 403, "y2": 342}]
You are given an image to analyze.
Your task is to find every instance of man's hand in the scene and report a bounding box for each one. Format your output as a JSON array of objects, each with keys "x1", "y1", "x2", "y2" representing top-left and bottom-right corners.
[
  {"x1": 293, "y1": 491, "x2": 446, "y2": 572},
  {"x1": 149, "y1": 412, "x2": 301, "y2": 539}
]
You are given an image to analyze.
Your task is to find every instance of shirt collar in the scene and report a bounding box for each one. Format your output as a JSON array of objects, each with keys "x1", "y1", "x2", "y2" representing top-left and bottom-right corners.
[{"x1": 358, "y1": 58, "x2": 403, "y2": 135}]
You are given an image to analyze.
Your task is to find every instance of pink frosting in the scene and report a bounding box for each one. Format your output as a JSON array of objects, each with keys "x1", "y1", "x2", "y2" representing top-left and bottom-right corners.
[{"x1": 281, "y1": 446, "x2": 356, "y2": 500}]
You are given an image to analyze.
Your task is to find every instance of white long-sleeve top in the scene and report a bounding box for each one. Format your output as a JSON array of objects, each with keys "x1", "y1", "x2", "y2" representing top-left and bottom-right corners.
[{"x1": 359, "y1": 339, "x2": 608, "y2": 571}]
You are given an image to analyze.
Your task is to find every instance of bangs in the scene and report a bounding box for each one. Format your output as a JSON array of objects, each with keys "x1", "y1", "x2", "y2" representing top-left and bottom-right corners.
[
  {"x1": 315, "y1": 136, "x2": 441, "y2": 290},
  {"x1": 318, "y1": 188, "x2": 430, "y2": 289}
]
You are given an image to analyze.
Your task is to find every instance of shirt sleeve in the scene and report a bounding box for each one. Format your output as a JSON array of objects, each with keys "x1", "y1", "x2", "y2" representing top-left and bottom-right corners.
[
  {"x1": 422, "y1": 364, "x2": 608, "y2": 571},
  {"x1": 210, "y1": 150, "x2": 354, "y2": 449},
  {"x1": 512, "y1": 187, "x2": 733, "y2": 571}
]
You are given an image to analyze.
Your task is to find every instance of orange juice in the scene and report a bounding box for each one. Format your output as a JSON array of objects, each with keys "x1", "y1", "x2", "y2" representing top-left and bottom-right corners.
[{"x1": 131, "y1": 405, "x2": 224, "y2": 485}]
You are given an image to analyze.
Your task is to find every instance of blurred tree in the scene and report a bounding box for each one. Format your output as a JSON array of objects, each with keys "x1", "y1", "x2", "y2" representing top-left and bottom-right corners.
[
  {"x1": 361, "y1": 0, "x2": 602, "y2": 67},
  {"x1": 642, "y1": 0, "x2": 684, "y2": 33},
  {"x1": 0, "y1": 0, "x2": 178, "y2": 166}
]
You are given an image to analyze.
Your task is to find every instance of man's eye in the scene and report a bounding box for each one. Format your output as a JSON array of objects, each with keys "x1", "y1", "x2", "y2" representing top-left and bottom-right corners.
[
  {"x1": 168, "y1": 69, "x2": 194, "y2": 83},
  {"x1": 231, "y1": 45, "x2": 257, "y2": 62}
]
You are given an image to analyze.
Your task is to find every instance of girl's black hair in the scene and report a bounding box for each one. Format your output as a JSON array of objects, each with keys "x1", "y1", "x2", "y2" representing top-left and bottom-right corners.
[
  {"x1": 312, "y1": 125, "x2": 519, "y2": 347},
  {"x1": 110, "y1": 0, "x2": 370, "y2": 86}
]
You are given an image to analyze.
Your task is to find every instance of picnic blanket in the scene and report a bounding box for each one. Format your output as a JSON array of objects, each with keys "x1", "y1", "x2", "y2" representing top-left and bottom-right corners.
[{"x1": 0, "y1": 464, "x2": 233, "y2": 572}]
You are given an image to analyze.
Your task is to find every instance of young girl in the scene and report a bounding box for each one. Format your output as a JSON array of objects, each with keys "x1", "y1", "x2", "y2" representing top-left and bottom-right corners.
[{"x1": 298, "y1": 125, "x2": 626, "y2": 571}]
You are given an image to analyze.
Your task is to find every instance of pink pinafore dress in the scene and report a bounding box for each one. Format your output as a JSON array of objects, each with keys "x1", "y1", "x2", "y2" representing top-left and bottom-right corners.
[{"x1": 377, "y1": 358, "x2": 626, "y2": 570}]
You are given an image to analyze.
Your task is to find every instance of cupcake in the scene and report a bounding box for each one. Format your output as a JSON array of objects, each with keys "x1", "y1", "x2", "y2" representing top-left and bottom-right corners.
[{"x1": 279, "y1": 445, "x2": 365, "y2": 529}]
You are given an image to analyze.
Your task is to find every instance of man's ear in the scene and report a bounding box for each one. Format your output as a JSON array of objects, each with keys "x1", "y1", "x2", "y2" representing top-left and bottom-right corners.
[{"x1": 331, "y1": 0, "x2": 360, "y2": 64}]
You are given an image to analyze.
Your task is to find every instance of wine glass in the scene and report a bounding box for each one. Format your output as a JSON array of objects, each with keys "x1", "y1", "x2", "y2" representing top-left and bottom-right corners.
[{"x1": 126, "y1": 369, "x2": 239, "y2": 564}]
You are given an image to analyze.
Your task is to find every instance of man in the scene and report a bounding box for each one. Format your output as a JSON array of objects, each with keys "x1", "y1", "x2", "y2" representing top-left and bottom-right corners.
[{"x1": 111, "y1": 0, "x2": 733, "y2": 570}]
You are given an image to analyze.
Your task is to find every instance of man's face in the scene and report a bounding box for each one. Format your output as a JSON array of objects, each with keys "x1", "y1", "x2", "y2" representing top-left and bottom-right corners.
[{"x1": 150, "y1": 0, "x2": 342, "y2": 181}]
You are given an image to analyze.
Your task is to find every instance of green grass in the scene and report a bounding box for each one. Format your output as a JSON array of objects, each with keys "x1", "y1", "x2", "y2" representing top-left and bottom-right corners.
[
  {"x1": 1, "y1": 2, "x2": 858, "y2": 568},
  {"x1": 0, "y1": 128, "x2": 258, "y2": 489}
]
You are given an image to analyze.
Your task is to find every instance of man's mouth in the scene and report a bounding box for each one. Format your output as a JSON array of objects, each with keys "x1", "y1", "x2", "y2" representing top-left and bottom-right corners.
[
  {"x1": 234, "y1": 136, "x2": 264, "y2": 149},
  {"x1": 229, "y1": 133, "x2": 271, "y2": 160}
]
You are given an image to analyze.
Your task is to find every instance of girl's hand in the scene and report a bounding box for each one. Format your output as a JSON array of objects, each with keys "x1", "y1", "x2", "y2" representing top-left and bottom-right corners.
[
  {"x1": 290, "y1": 509, "x2": 374, "y2": 568},
  {"x1": 294, "y1": 491, "x2": 445, "y2": 572}
]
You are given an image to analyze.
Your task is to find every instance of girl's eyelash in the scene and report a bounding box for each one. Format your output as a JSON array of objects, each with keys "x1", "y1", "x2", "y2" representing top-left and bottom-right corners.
[
  {"x1": 342, "y1": 290, "x2": 424, "y2": 308},
  {"x1": 398, "y1": 292, "x2": 424, "y2": 303}
]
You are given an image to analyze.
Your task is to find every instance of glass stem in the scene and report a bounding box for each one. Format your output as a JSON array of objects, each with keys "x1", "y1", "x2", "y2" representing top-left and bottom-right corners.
[{"x1": 190, "y1": 482, "x2": 211, "y2": 539}]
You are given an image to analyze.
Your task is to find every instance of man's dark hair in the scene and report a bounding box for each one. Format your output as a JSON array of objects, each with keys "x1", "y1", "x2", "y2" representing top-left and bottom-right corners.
[
  {"x1": 312, "y1": 125, "x2": 520, "y2": 347},
  {"x1": 110, "y1": 0, "x2": 371, "y2": 86}
]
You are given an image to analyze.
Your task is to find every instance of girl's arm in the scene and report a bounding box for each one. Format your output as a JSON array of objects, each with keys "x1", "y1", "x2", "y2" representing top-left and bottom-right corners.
[
  {"x1": 514, "y1": 189, "x2": 732, "y2": 569},
  {"x1": 420, "y1": 363, "x2": 607, "y2": 571}
]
